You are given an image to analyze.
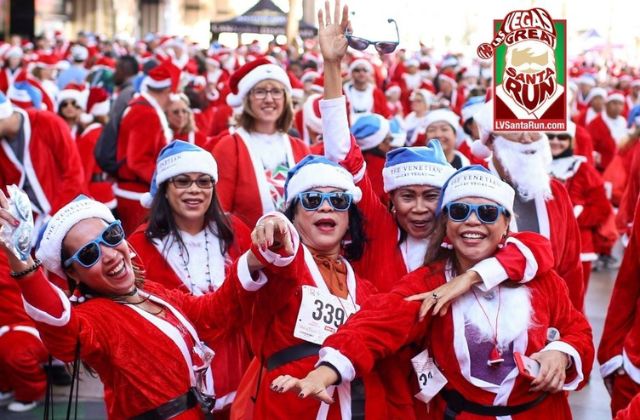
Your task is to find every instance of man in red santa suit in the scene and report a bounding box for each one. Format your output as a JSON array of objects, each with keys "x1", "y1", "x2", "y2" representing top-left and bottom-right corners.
[
  {"x1": 435, "y1": 68, "x2": 466, "y2": 116},
  {"x1": 394, "y1": 58, "x2": 432, "y2": 113},
  {"x1": 587, "y1": 90, "x2": 627, "y2": 172},
  {"x1": 0, "y1": 91, "x2": 85, "y2": 232},
  {"x1": 343, "y1": 58, "x2": 391, "y2": 119},
  {"x1": 471, "y1": 101, "x2": 585, "y2": 311},
  {"x1": 599, "y1": 196, "x2": 640, "y2": 417},
  {"x1": 574, "y1": 73, "x2": 597, "y2": 113},
  {"x1": 114, "y1": 60, "x2": 180, "y2": 234},
  {"x1": 0, "y1": 46, "x2": 24, "y2": 94},
  {"x1": 574, "y1": 86, "x2": 606, "y2": 127}
]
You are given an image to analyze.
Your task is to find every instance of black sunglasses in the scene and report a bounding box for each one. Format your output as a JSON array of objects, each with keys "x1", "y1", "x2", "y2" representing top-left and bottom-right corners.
[
  {"x1": 546, "y1": 133, "x2": 572, "y2": 141},
  {"x1": 345, "y1": 18, "x2": 399, "y2": 54}
]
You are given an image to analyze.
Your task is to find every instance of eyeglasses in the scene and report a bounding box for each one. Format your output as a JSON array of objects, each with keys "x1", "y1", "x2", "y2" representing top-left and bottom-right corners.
[
  {"x1": 250, "y1": 88, "x2": 285, "y2": 100},
  {"x1": 345, "y1": 18, "x2": 400, "y2": 54},
  {"x1": 63, "y1": 221, "x2": 125, "y2": 268},
  {"x1": 546, "y1": 133, "x2": 572, "y2": 141},
  {"x1": 444, "y1": 202, "x2": 509, "y2": 224},
  {"x1": 297, "y1": 192, "x2": 353, "y2": 212},
  {"x1": 352, "y1": 67, "x2": 368, "y2": 73},
  {"x1": 170, "y1": 175, "x2": 215, "y2": 189},
  {"x1": 60, "y1": 100, "x2": 79, "y2": 109}
]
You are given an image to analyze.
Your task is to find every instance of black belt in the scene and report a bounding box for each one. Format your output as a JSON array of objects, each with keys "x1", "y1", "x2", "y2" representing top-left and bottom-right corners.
[
  {"x1": 91, "y1": 172, "x2": 113, "y2": 183},
  {"x1": 266, "y1": 342, "x2": 321, "y2": 371},
  {"x1": 441, "y1": 388, "x2": 547, "y2": 419},
  {"x1": 131, "y1": 388, "x2": 198, "y2": 420}
]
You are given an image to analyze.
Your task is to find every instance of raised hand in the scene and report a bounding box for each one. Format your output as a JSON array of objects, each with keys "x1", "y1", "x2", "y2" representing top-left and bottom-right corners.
[
  {"x1": 0, "y1": 189, "x2": 21, "y2": 255},
  {"x1": 250, "y1": 216, "x2": 294, "y2": 256},
  {"x1": 318, "y1": 0, "x2": 350, "y2": 63}
]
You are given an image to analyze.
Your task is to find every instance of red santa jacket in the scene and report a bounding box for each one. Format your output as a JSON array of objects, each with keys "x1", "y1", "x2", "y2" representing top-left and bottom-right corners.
[
  {"x1": 173, "y1": 129, "x2": 210, "y2": 148},
  {"x1": 17, "y1": 263, "x2": 258, "y2": 419},
  {"x1": 115, "y1": 93, "x2": 170, "y2": 196},
  {"x1": 76, "y1": 122, "x2": 116, "y2": 209},
  {"x1": 211, "y1": 130, "x2": 309, "y2": 228},
  {"x1": 321, "y1": 259, "x2": 594, "y2": 420},
  {"x1": 193, "y1": 107, "x2": 214, "y2": 135},
  {"x1": 587, "y1": 114, "x2": 618, "y2": 172},
  {"x1": 0, "y1": 68, "x2": 18, "y2": 94},
  {"x1": 344, "y1": 83, "x2": 392, "y2": 118},
  {"x1": 0, "y1": 108, "x2": 85, "y2": 215},
  {"x1": 616, "y1": 391, "x2": 640, "y2": 420},
  {"x1": 617, "y1": 141, "x2": 640, "y2": 237},
  {"x1": 599, "y1": 196, "x2": 640, "y2": 383},
  {"x1": 208, "y1": 104, "x2": 234, "y2": 137},
  {"x1": 574, "y1": 124, "x2": 595, "y2": 166},
  {"x1": 234, "y1": 219, "x2": 387, "y2": 420},
  {"x1": 0, "y1": 256, "x2": 36, "y2": 330},
  {"x1": 550, "y1": 156, "x2": 612, "y2": 261}
]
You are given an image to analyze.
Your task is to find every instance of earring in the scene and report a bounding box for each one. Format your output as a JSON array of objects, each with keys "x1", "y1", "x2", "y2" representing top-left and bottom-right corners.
[
  {"x1": 498, "y1": 232, "x2": 508, "y2": 249},
  {"x1": 69, "y1": 284, "x2": 86, "y2": 303}
]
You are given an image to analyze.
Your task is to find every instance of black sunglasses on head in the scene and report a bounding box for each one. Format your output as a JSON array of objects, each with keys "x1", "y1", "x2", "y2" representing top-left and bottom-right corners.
[{"x1": 345, "y1": 18, "x2": 400, "y2": 54}]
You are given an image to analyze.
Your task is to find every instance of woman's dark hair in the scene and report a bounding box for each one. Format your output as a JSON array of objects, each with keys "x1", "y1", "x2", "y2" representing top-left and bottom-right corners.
[
  {"x1": 145, "y1": 181, "x2": 235, "y2": 261},
  {"x1": 283, "y1": 198, "x2": 367, "y2": 261}
]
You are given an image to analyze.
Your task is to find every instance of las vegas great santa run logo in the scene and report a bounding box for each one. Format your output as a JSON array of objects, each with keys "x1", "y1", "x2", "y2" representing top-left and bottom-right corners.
[{"x1": 477, "y1": 8, "x2": 567, "y2": 131}]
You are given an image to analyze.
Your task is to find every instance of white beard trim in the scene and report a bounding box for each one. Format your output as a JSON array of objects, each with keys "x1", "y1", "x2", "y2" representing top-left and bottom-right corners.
[
  {"x1": 494, "y1": 135, "x2": 553, "y2": 201},
  {"x1": 460, "y1": 285, "x2": 533, "y2": 351}
]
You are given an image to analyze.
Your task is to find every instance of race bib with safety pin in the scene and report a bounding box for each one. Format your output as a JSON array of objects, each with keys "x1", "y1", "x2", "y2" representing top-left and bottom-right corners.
[
  {"x1": 293, "y1": 285, "x2": 359, "y2": 345},
  {"x1": 411, "y1": 349, "x2": 448, "y2": 404}
]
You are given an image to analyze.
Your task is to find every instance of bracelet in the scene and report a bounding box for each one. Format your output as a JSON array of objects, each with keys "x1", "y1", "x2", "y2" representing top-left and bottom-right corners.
[{"x1": 10, "y1": 259, "x2": 42, "y2": 279}]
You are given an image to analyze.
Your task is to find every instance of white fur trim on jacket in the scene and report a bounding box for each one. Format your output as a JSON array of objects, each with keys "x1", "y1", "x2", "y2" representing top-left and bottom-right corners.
[
  {"x1": 237, "y1": 252, "x2": 268, "y2": 291},
  {"x1": 22, "y1": 284, "x2": 71, "y2": 327}
]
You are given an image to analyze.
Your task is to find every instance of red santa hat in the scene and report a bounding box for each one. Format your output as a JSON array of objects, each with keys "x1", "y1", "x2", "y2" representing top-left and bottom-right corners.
[
  {"x1": 92, "y1": 55, "x2": 116, "y2": 70},
  {"x1": 3, "y1": 45, "x2": 24, "y2": 60},
  {"x1": 303, "y1": 94, "x2": 323, "y2": 134},
  {"x1": 607, "y1": 90, "x2": 625, "y2": 103},
  {"x1": 385, "y1": 82, "x2": 401, "y2": 96},
  {"x1": 34, "y1": 51, "x2": 59, "y2": 68},
  {"x1": 349, "y1": 58, "x2": 373, "y2": 74},
  {"x1": 57, "y1": 83, "x2": 88, "y2": 111},
  {"x1": 631, "y1": 79, "x2": 640, "y2": 88},
  {"x1": 86, "y1": 87, "x2": 110, "y2": 116},
  {"x1": 469, "y1": 100, "x2": 494, "y2": 159},
  {"x1": 437, "y1": 69, "x2": 458, "y2": 88},
  {"x1": 143, "y1": 60, "x2": 181, "y2": 93},
  {"x1": 288, "y1": 71, "x2": 304, "y2": 101},
  {"x1": 300, "y1": 69, "x2": 320, "y2": 84},
  {"x1": 310, "y1": 75, "x2": 324, "y2": 93},
  {"x1": 585, "y1": 87, "x2": 606, "y2": 104},
  {"x1": 226, "y1": 58, "x2": 291, "y2": 107},
  {"x1": 404, "y1": 58, "x2": 420, "y2": 68}
]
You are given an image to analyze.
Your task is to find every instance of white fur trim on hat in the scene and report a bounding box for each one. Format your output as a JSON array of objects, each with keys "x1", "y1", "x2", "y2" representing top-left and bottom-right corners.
[
  {"x1": 440, "y1": 168, "x2": 515, "y2": 215},
  {"x1": 303, "y1": 94, "x2": 322, "y2": 134},
  {"x1": 349, "y1": 59, "x2": 373, "y2": 74},
  {"x1": 470, "y1": 139, "x2": 492, "y2": 159},
  {"x1": 382, "y1": 162, "x2": 456, "y2": 192},
  {"x1": 424, "y1": 109, "x2": 460, "y2": 131},
  {"x1": 143, "y1": 76, "x2": 172, "y2": 90},
  {"x1": 35, "y1": 198, "x2": 115, "y2": 280},
  {"x1": 607, "y1": 93, "x2": 625, "y2": 103},
  {"x1": 155, "y1": 149, "x2": 218, "y2": 187},
  {"x1": 285, "y1": 162, "x2": 362, "y2": 206},
  {"x1": 585, "y1": 87, "x2": 606, "y2": 104},
  {"x1": 90, "y1": 99, "x2": 110, "y2": 117},
  {"x1": 57, "y1": 89, "x2": 87, "y2": 111},
  {"x1": 226, "y1": 64, "x2": 291, "y2": 107}
]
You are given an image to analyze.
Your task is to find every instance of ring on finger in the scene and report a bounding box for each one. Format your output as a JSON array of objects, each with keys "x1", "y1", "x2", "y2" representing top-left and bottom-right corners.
[{"x1": 432, "y1": 292, "x2": 439, "y2": 301}]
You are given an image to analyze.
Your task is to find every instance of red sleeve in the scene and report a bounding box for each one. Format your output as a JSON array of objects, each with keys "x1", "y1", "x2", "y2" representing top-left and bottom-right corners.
[
  {"x1": 211, "y1": 134, "x2": 239, "y2": 213},
  {"x1": 124, "y1": 107, "x2": 164, "y2": 183},
  {"x1": 599, "y1": 200, "x2": 640, "y2": 365},
  {"x1": 615, "y1": 392, "x2": 640, "y2": 420},
  {"x1": 575, "y1": 164, "x2": 612, "y2": 228},
  {"x1": 496, "y1": 231, "x2": 555, "y2": 280},
  {"x1": 588, "y1": 118, "x2": 617, "y2": 171},
  {"x1": 322, "y1": 267, "x2": 442, "y2": 377},
  {"x1": 373, "y1": 88, "x2": 392, "y2": 118}
]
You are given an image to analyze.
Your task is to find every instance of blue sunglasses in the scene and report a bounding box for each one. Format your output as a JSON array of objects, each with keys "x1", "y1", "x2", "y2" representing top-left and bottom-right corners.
[
  {"x1": 63, "y1": 220, "x2": 125, "y2": 268},
  {"x1": 297, "y1": 192, "x2": 353, "y2": 211},
  {"x1": 444, "y1": 202, "x2": 509, "y2": 224}
]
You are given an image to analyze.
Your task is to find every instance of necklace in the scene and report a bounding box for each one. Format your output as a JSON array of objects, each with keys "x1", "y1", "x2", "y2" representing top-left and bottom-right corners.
[
  {"x1": 471, "y1": 286, "x2": 504, "y2": 366},
  {"x1": 177, "y1": 228, "x2": 213, "y2": 294},
  {"x1": 113, "y1": 290, "x2": 165, "y2": 316}
]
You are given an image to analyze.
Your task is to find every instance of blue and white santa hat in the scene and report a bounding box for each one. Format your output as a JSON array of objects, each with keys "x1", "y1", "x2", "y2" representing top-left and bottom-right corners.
[
  {"x1": 284, "y1": 155, "x2": 362, "y2": 206},
  {"x1": 438, "y1": 165, "x2": 515, "y2": 216},
  {"x1": 382, "y1": 140, "x2": 456, "y2": 192},
  {"x1": 0, "y1": 91, "x2": 14, "y2": 119},
  {"x1": 8, "y1": 81, "x2": 43, "y2": 110},
  {"x1": 350, "y1": 113, "x2": 390, "y2": 151},
  {"x1": 35, "y1": 195, "x2": 115, "y2": 280},
  {"x1": 461, "y1": 95, "x2": 485, "y2": 123},
  {"x1": 140, "y1": 140, "x2": 218, "y2": 208},
  {"x1": 388, "y1": 117, "x2": 406, "y2": 148}
]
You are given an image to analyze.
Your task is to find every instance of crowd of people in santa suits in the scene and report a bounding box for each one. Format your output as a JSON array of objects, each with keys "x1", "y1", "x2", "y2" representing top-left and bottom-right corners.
[{"x1": 2, "y1": 1, "x2": 640, "y2": 418}]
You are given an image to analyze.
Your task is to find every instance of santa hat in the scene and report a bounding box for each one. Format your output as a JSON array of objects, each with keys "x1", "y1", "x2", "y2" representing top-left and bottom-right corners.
[
  {"x1": 410, "y1": 88, "x2": 434, "y2": 105},
  {"x1": 92, "y1": 55, "x2": 116, "y2": 70},
  {"x1": 437, "y1": 69, "x2": 458, "y2": 88},
  {"x1": 86, "y1": 87, "x2": 110, "y2": 116},
  {"x1": 70, "y1": 44, "x2": 88, "y2": 61},
  {"x1": 7, "y1": 80, "x2": 42, "y2": 110},
  {"x1": 226, "y1": 58, "x2": 291, "y2": 107},
  {"x1": 284, "y1": 155, "x2": 362, "y2": 206},
  {"x1": 349, "y1": 58, "x2": 373, "y2": 74},
  {"x1": 576, "y1": 74, "x2": 596, "y2": 87},
  {"x1": 404, "y1": 58, "x2": 420, "y2": 68},
  {"x1": 469, "y1": 100, "x2": 494, "y2": 159},
  {"x1": 0, "y1": 92, "x2": 15, "y2": 119},
  {"x1": 476, "y1": 8, "x2": 556, "y2": 59},
  {"x1": 423, "y1": 109, "x2": 461, "y2": 132},
  {"x1": 57, "y1": 83, "x2": 88, "y2": 111},
  {"x1": 351, "y1": 114, "x2": 390, "y2": 151},
  {"x1": 607, "y1": 90, "x2": 625, "y2": 104},
  {"x1": 310, "y1": 76, "x2": 324, "y2": 93},
  {"x1": 3, "y1": 45, "x2": 24, "y2": 60},
  {"x1": 288, "y1": 71, "x2": 304, "y2": 101},
  {"x1": 140, "y1": 141, "x2": 218, "y2": 208},
  {"x1": 300, "y1": 70, "x2": 320, "y2": 84},
  {"x1": 382, "y1": 140, "x2": 456, "y2": 192},
  {"x1": 35, "y1": 195, "x2": 115, "y2": 280},
  {"x1": 389, "y1": 117, "x2": 407, "y2": 148},
  {"x1": 34, "y1": 52, "x2": 59, "y2": 68},
  {"x1": 385, "y1": 82, "x2": 401, "y2": 96},
  {"x1": 440, "y1": 56, "x2": 459, "y2": 70},
  {"x1": 631, "y1": 79, "x2": 640, "y2": 88},
  {"x1": 461, "y1": 95, "x2": 485, "y2": 123},
  {"x1": 439, "y1": 165, "x2": 515, "y2": 216},
  {"x1": 142, "y1": 60, "x2": 181, "y2": 93},
  {"x1": 303, "y1": 94, "x2": 323, "y2": 134},
  {"x1": 585, "y1": 87, "x2": 607, "y2": 104}
]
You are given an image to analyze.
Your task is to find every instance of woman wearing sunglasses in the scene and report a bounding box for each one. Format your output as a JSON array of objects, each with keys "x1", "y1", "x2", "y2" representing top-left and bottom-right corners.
[
  {"x1": 56, "y1": 83, "x2": 87, "y2": 140},
  {"x1": 128, "y1": 140, "x2": 252, "y2": 416},
  {"x1": 211, "y1": 58, "x2": 309, "y2": 229},
  {"x1": 235, "y1": 154, "x2": 387, "y2": 419},
  {"x1": 548, "y1": 123, "x2": 612, "y2": 291},
  {"x1": 272, "y1": 165, "x2": 594, "y2": 419},
  {"x1": 167, "y1": 94, "x2": 210, "y2": 148},
  {"x1": 0, "y1": 191, "x2": 268, "y2": 419}
]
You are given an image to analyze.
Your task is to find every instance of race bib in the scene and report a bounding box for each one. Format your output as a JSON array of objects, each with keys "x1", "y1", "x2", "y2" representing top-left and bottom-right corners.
[
  {"x1": 294, "y1": 285, "x2": 359, "y2": 345},
  {"x1": 411, "y1": 349, "x2": 448, "y2": 404}
]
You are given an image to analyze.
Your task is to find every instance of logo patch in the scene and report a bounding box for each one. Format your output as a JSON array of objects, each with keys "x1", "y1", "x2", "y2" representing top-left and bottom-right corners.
[{"x1": 478, "y1": 8, "x2": 567, "y2": 132}]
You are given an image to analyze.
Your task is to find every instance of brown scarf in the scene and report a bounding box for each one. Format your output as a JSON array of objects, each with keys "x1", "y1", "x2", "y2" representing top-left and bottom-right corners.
[{"x1": 312, "y1": 254, "x2": 348, "y2": 299}]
